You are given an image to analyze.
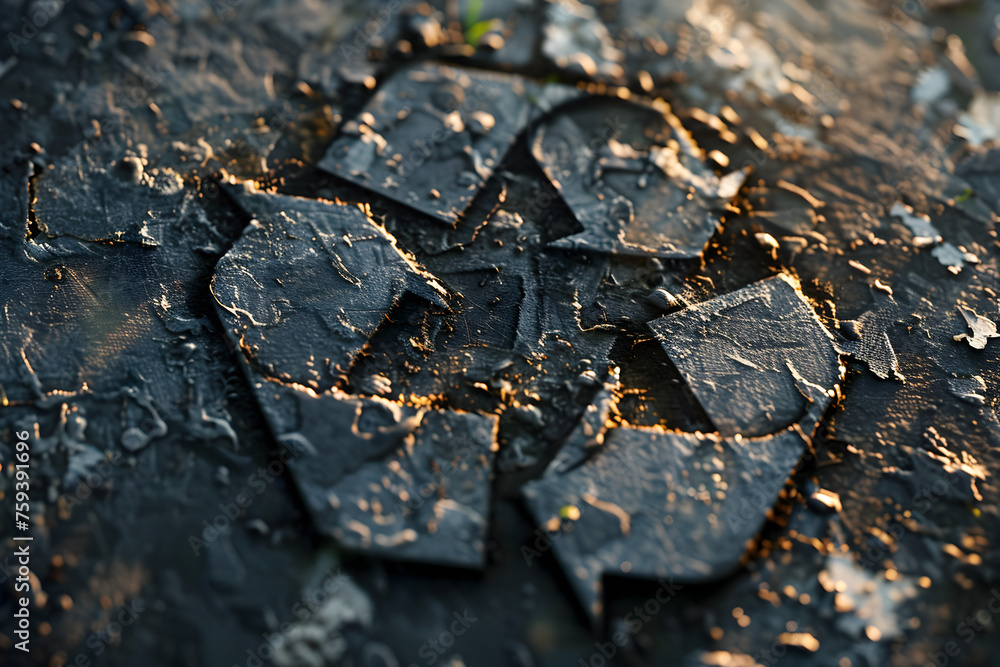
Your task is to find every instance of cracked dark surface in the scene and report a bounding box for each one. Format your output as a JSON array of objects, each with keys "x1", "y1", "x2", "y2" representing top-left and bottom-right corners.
[{"x1": 1, "y1": 1, "x2": 1000, "y2": 666}]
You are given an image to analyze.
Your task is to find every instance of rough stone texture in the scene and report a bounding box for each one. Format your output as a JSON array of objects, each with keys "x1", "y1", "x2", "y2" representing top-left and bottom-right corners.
[
  {"x1": 532, "y1": 97, "x2": 746, "y2": 259},
  {"x1": 523, "y1": 422, "x2": 812, "y2": 622},
  {"x1": 258, "y1": 386, "x2": 498, "y2": 568},
  {"x1": 319, "y1": 62, "x2": 533, "y2": 224},
  {"x1": 212, "y1": 190, "x2": 447, "y2": 387},
  {"x1": 648, "y1": 274, "x2": 842, "y2": 437}
]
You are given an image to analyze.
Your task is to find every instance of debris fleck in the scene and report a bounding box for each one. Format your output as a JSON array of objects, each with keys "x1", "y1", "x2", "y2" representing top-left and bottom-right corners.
[{"x1": 953, "y1": 306, "x2": 999, "y2": 349}]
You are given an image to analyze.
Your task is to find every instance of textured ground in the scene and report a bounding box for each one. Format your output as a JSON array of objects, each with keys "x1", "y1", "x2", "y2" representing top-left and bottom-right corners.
[{"x1": 1, "y1": 0, "x2": 1000, "y2": 666}]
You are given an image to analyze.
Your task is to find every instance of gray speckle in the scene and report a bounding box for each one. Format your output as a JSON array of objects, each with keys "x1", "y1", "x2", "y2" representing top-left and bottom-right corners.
[
  {"x1": 890, "y1": 201, "x2": 941, "y2": 247},
  {"x1": 948, "y1": 375, "x2": 987, "y2": 405},
  {"x1": 931, "y1": 242, "x2": 978, "y2": 274}
]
